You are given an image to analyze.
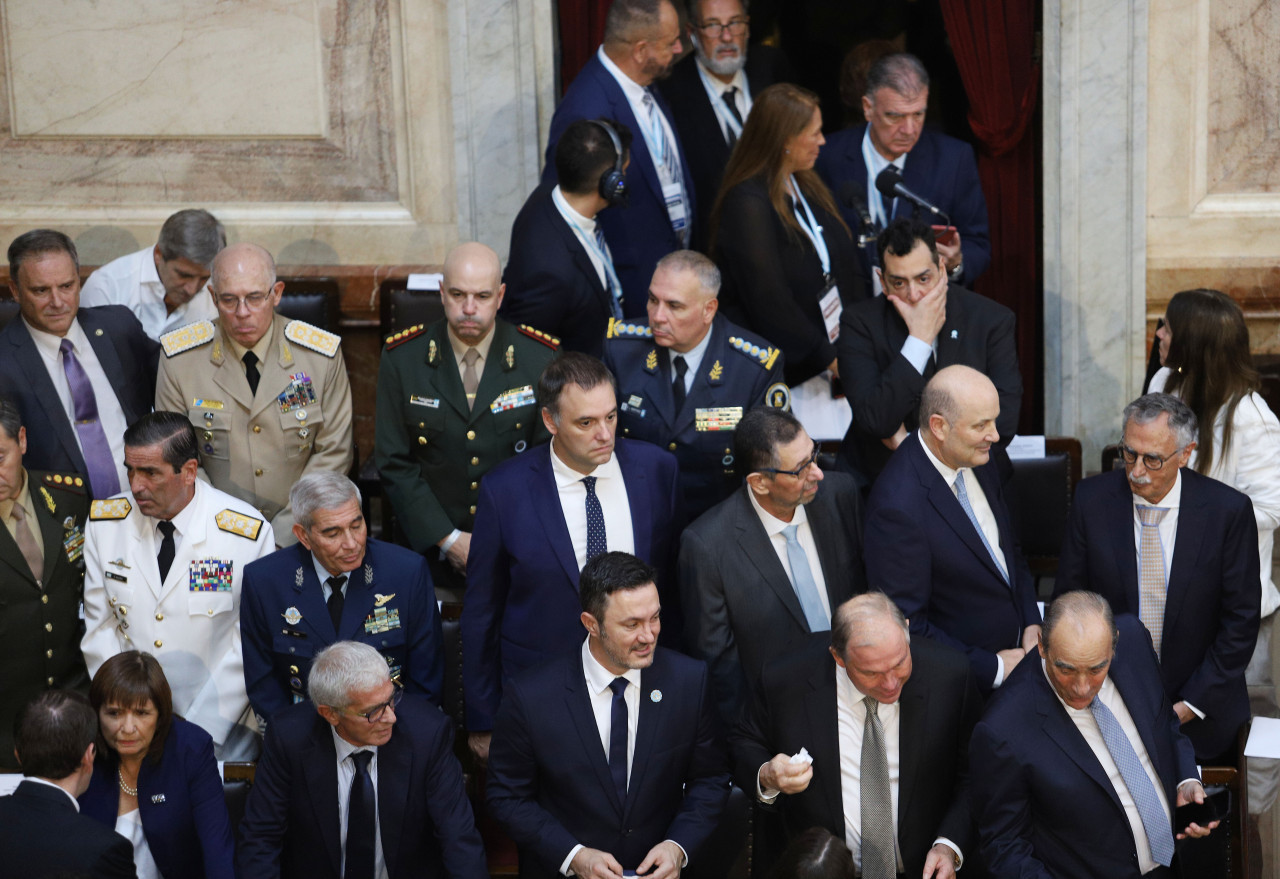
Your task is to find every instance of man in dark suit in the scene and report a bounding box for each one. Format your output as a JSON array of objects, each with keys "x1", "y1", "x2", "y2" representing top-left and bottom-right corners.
[
  {"x1": 603, "y1": 250, "x2": 789, "y2": 520},
  {"x1": 970, "y1": 592, "x2": 1217, "y2": 878},
  {"x1": 0, "y1": 229, "x2": 160, "y2": 498},
  {"x1": 541, "y1": 0, "x2": 694, "y2": 316},
  {"x1": 487, "y1": 551, "x2": 729, "y2": 878},
  {"x1": 814, "y1": 53, "x2": 989, "y2": 291},
  {"x1": 1054, "y1": 393, "x2": 1260, "y2": 762},
  {"x1": 680, "y1": 406, "x2": 865, "y2": 728},
  {"x1": 0, "y1": 690, "x2": 137, "y2": 879},
  {"x1": 238, "y1": 641, "x2": 487, "y2": 879},
  {"x1": 838, "y1": 217, "x2": 1021, "y2": 479},
  {"x1": 731, "y1": 592, "x2": 980, "y2": 878},
  {"x1": 865, "y1": 365, "x2": 1041, "y2": 694},
  {"x1": 504, "y1": 120, "x2": 634, "y2": 357},
  {"x1": 462, "y1": 352, "x2": 682, "y2": 761},
  {"x1": 0, "y1": 398, "x2": 91, "y2": 771},
  {"x1": 656, "y1": 0, "x2": 782, "y2": 249},
  {"x1": 241, "y1": 471, "x2": 444, "y2": 722}
]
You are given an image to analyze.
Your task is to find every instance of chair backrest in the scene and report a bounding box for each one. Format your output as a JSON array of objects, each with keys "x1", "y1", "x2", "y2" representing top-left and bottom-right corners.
[
  {"x1": 0, "y1": 298, "x2": 20, "y2": 332},
  {"x1": 222, "y1": 761, "x2": 256, "y2": 838},
  {"x1": 278, "y1": 277, "x2": 341, "y2": 332},
  {"x1": 1006, "y1": 437, "x2": 1082, "y2": 578},
  {"x1": 379, "y1": 278, "x2": 443, "y2": 338}
]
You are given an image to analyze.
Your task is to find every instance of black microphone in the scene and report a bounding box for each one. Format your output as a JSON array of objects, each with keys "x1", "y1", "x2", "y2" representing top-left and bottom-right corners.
[
  {"x1": 874, "y1": 166, "x2": 951, "y2": 225},
  {"x1": 838, "y1": 181, "x2": 876, "y2": 248}
]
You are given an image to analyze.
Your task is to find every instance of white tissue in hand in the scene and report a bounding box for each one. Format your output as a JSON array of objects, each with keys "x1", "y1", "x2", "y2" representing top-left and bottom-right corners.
[{"x1": 790, "y1": 747, "x2": 812, "y2": 765}]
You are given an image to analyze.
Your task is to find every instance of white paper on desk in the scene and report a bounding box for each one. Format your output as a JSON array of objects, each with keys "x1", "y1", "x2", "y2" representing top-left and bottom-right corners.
[
  {"x1": 1006, "y1": 435, "x2": 1046, "y2": 460},
  {"x1": 789, "y1": 374, "x2": 852, "y2": 443},
  {"x1": 408, "y1": 272, "x2": 443, "y2": 291},
  {"x1": 1244, "y1": 717, "x2": 1280, "y2": 758}
]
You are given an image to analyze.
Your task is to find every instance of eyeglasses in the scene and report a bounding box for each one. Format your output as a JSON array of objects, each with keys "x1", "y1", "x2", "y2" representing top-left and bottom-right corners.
[
  {"x1": 214, "y1": 292, "x2": 272, "y2": 311},
  {"x1": 696, "y1": 18, "x2": 749, "y2": 36},
  {"x1": 758, "y1": 445, "x2": 820, "y2": 478},
  {"x1": 1119, "y1": 443, "x2": 1187, "y2": 471},
  {"x1": 339, "y1": 683, "x2": 403, "y2": 723}
]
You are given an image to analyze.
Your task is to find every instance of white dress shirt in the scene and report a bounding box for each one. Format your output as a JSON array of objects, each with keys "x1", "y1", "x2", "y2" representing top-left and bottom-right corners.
[
  {"x1": 332, "y1": 730, "x2": 388, "y2": 879},
  {"x1": 669, "y1": 328, "x2": 713, "y2": 395},
  {"x1": 746, "y1": 488, "x2": 832, "y2": 622},
  {"x1": 313, "y1": 555, "x2": 352, "y2": 603},
  {"x1": 597, "y1": 47, "x2": 686, "y2": 211},
  {"x1": 550, "y1": 442, "x2": 635, "y2": 570},
  {"x1": 24, "y1": 777, "x2": 80, "y2": 809},
  {"x1": 862, "y1": 126, "x2": 910, "y2": 231},
  {"x1": 695, "y1": 61, "x2": 751, "y2": 142},
  {"x1": 552, "y1": 185, "x2": 613, "y2": 292},
  {"x1": 80, "y1": 245, "x2": 217, "y2": 340},
  {"x1": 25, "y1": 317, "x2": 129, "y2": 489}
]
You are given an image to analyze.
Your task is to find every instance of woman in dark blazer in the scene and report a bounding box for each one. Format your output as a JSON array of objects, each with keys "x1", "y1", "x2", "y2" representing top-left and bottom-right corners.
[
  {"x1": 79, "y1": 651, "x2": 235, "y2": 879},
  {"x1": 711, "y1": 83, "x2": 866, "y2": 388}
]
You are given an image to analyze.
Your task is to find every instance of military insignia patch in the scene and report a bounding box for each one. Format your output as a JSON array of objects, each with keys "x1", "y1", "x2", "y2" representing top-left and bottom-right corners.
[
  {"x1": 384, "y1": 324, "x2": 426, "y2": 350},
  {"x1": 284, "y1": 320, "x2": 341, "y2": 357},
  {"x1": 40, "y1": 486, "x2": 55, "y2": 515},
  {"x1": 729, "y1": 336, "x2": 781, "y2": 370},
  {"x1": 90, "y1": 498, "x2": 132, "y2": 520},
  {"x1": 505, "y1": 345, "x2": 515, "y2": 368},
  {"x1": 189, "y1": 558, "x2": 234, "y2": 592},
  {"x1": 295, "y1": 567, "x2": 304, "y2": 588},
  {"x1": 375, "y1": 593, "x2": 396, "y2": 607},
  {"x1": 695, "y1": 406, "x2": 744, "y2": 431},
  {"x1": 215, "y1": 509, "x2": 263, "y2": 541},
  {"x1": 283, "y1": 606, "x2": 303, "y2": 625},
  {"x1": 518, "y1": 325, "x2": 561, "y2": 349},
  {"x1": 766, "y1": 382, "x2": 792, "y2": 411},
  {"x1": 490, "y1": 385, "x2": 536, "y2": 414},
  {"x1": 708, "y1": 360, "x2": 724, "y2": 382},
  {"x1": 606, "y1": 318, "x2": 653, "y2": 340},
  {"x1": 428, "y1": 339, "x2": 439, "y2": 364},
  {"x1": 160, "y1": 320, "x2": 215, "y2": 357},
  {"x1": 364, "y1": 605, "x2": 402, "y2": 635},
  {"x1": 645, "y1": 349, "x2": 658, "y2": 372},
  {"x1": 277, "y1": 373, "x2": 317, "y2": 413},
  {"x1": 409, "y1": 395, "x2": 441, "y2": 408},
  {"x1": 62, "y1": 517, "x2": 84, "y2": 565},
  {"x1": 192, "y1": 398, "x2": 224, "y2": 410}
]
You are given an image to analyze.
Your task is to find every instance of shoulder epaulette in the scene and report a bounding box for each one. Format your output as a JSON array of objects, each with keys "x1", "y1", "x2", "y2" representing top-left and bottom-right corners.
[
  {"x1": 284, "y1": 320, "x2": 341, "y2": 358},
  {"x1": 606, "y1": 318, "x2": 653, "y2": 340},
  {"x1": 385, "y1": 324, "x2": 426, "y2": 350},
  {"x1": 89, "y1": 498, "x2": 132, "y2": 520},
  {"x1": 728, "y1": 336, "x2": 780, "y2": 370},
  {"x1": 160, "y1": 320, "x2": 215, "y2": 357},
  {"x1": 215, "y1": 509, "x2": 264, "y2": 541},
  {"x1": 42, "y1": 472, "x2": 87, "y2": 492},
  {"x1": 518, "y1": 325, "x2": 561, "y2": 349}
]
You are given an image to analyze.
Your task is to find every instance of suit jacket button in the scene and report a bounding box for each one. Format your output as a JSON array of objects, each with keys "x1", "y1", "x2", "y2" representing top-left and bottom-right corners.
[
  {"x1": 255, "y1": 468, "x2": 264, "y2": 476},
  {"x1": 515, "y1": 422, "x2": 522, "y2": 429},
  {"x1": 41, "y1": 595, "x2": 48, "y2": 604},
  {"x1": 470, "y1": 482, "x2": 478, "y2": 491},
  {"x1": 253, "y1": 425, "x2": 262, "y2": 433},
  {"x1": 44, "y1": 623, "x2": 52, "y2": 632},
  {"x1": 467, "y1": 430, "x2": 476, "y2": 440},
  {"x1": 46, "y1": 649, "x2": 53, "y2": 659},
  {"x1": 418, "y1": 437, "x2": 427, "y2": 446},
  {"x1": 155, "y1": 613, "x2": 164, "y2": 621},
  {"x1": 471, "y1": 457, "x2": 479, "y2": 466},
  {"x1": 470, "y1": 505, "x2": 477, "y2": 515},
  {"x1": 154, "y1": 640, "x2": 163, "y2": 648},
  {"x1": 668, "y1": 442, "x2": 677, "y2": 451}
]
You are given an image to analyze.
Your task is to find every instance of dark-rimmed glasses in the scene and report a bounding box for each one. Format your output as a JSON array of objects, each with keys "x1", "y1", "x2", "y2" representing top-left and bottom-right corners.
[
  {"x1": 696, "y1": 18, "x2": 749, "y2": 37},
  {"x1": 338, "y1": 682, "x2": 403, "y2": 723},
  {"x1": 1119, "y1": 443, "x2": 1186, "y2": 471},
  {"x1": 758, "y1": 445, "x2": 820, "y2": 478}
]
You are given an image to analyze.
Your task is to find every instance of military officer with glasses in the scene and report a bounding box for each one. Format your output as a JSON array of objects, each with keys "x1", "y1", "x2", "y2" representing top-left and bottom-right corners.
[{"x1": 156, "y1": 242, "x2": 353, "y2": 546}]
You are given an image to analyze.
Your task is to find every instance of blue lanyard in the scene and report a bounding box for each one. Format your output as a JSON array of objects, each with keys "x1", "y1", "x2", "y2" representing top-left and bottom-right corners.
[
  {"x1": 694, "y1": 64, "x2": 746, "y2": 141},
  {"x1": 789, "y1": 176, "x2": 831, "y2": 277},
  {"x1": 551, "y1": 190, "x2": 624, "y2": 316}
]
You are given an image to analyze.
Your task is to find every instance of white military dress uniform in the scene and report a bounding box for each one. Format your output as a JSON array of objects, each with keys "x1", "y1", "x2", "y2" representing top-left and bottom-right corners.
[{"x1": 81, "y1": 479, "x2": 274, "y2": 759}]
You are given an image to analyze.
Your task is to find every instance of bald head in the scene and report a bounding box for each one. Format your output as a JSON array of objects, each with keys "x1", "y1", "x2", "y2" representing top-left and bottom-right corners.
[
  {"x1": 443, "y1": 242, "x2": 501, "y2": 291},
  {"x1": 831, "y1": 592, "x2": 909, "y2": 655},
  {"x1": 209, "y1": 242, "x2": 283, "y2": 348},
  {"x1": 211, "y1": 242, "x2": 276, "y2": 291},
  {"x1": 829, "y1": 593, "x2": 913, "y2": 704},
  {"x1": 1040, "y1": 591, "x2": 1118, "y2": 710},
  {"x1": 919, "y1": 365, "x2": 1001, "y2": 469},
  {"x1": 441, "y1": 242, "x2": 505, "y2": 344}
]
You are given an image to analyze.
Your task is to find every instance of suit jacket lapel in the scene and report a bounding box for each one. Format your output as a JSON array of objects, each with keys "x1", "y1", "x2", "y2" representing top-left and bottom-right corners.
[
  {"x1": 301, "y1": 716, "x2": 343, "y2": 874},
  {"x1": 34, "y1": 486, "x2": 67, "y2": 586},
  {"x1": 546, "y1": 195, "x2": 612, "y2": 314},
  {"x1": 732, "y1": 491, "x2": 809, "y2": 629},
  {"x1": 532, "y1": 448, "x2": 582, "y2": 587},
  {"x1": 427, "y1": 323, "x2": 472, "y2": 420},
  {"x1": 81, "y1": 311, "x2": 130, "y2": 419},
  {"x1": 290, "y1": 547, "x2": 337, "y2": 639},
  {"x1": 0, "y1": 526, "x2": 37, "y2": 585},
  {"x1": 625, "y1": 664, "x2": 664, "y2": 821},
  {"x1": 1034, "y1": 669, "x2": 1123, "y2": 811},
  {"x1": 596, "y1": 62, "x2": 665, "y2": 205},
  {"x1": 377, "y1": 723, "x2": 412, "y2": 874},
  {"x1": 248, "y1": 317, "x2": 292, "y2": 421},
  {"x1": 1107, "y1": 474, "x2": 1142, "y2": 613},
  {"x1": 1163, "y1": 472, "x2": 1205, "y2": 638},
  {"x1": 467, "y1": 324, "x2": 514, "y2": 427},
  {"x1": 671, "y1": 319, "x2": 728, "y2": 435},
  {"x1": 7, "y1": 323, "x2": 84, "y2": 469},
  {"x1": 210, "y1": 325, "x2": 256, "y2": 412},
  {"x1": 564, "y1": 657, "x2": 623, "y2": 815},
  {"x1": 804, "y1": 665, "x2": 844, "y2": 830},
  {"x1": 912, "y1": 440, "x2": 1006, "y2": 584},
  {"x1": 619, "y1": 444, "x2": 654, "y2": 562},
  {"x1": 896, "y1": 671, "x2": 927, "y2": 836}
]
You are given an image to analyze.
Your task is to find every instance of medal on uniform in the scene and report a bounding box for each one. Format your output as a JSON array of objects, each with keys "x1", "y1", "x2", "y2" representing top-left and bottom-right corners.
[
  {"x1": 283, "y1": 606, "x2": 302, "y2": 625},
  {"x1": 190, "y1": 558, "x2": 234, "y2": 592},
  {"x1": 277, "y1": 373, "x2": 316, "y2": 413},
  {"x1": 62, "y1": 516, "x2": 84, "y2": 565},
  {"x1": 375, "y1": 593, "x2": 395, "y2": 607},
  {"x1": 364, "y1": 605, "x2": 401, "y2": 635}
]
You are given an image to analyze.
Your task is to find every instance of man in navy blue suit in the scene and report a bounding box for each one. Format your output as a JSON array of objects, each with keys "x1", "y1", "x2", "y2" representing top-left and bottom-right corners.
[
  {"x1": 241, "y1": 471, "x2": 444, "y2": 722},
  {"x1": 461, "y1": 352, "x2": 681, "y2": 763},
  {"x1": 541, "y1": 0, "x2": 693, "y2": 317},
  {"x1": 970, "y1": 592, "x2": 1216, "y2": 879},
  {"x1": 239, "y1": 641, "x2": 487, "y2": 879},
  {"x1": 487, "y1": 551, "x2": 729, "y2": 878},
  {"x1": 0, "y1": 229, "x2": 159, "y2": 498},
  {"x1": 1054, "y1": 393, "x2": 1260, "y2": 763},
  {"x1": 865, "y1": 365, "x2": 1040, "y2": 694},
  {"x1": 814, "y1": 53, "x2": 989, "y2": 293}
]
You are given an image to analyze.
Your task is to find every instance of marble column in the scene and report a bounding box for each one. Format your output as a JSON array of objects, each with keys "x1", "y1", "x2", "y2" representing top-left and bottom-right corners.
[{"x1": 1042, "y1": 0, "x2": 1149, "y2": 469}]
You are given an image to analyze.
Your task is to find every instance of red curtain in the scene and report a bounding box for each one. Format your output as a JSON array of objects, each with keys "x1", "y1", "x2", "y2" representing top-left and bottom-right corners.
[
  {"x1": 558, "y1": 0, "x2": 613, "y2": 94},
  {"x1": 939, "y1": 1, "x2": 1041, "y2": 432}
]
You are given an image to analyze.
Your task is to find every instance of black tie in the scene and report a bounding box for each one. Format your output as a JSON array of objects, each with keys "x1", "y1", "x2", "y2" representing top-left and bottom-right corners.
[
  {"x1": 157, "y1": 521, "x2": 176, "y2": 582},
  {"x1": 608, "y1": 677, "x2": 629, "y2": 803},
  {"x1": 672, "y1": 355, "x2": 688, "y2": 411},
  {"x1": 583, "y1": 477, "x2": 607, "y2": 561},
  {"x1": 326, "y1": 575, "x2": 348, "y2": 632},
  {"x1": 346, "y1": 750, "x2": 376, "y2": 879},
  {"x1": 722, "y1": 86, "x2": 744, "y2": 124},
  {"x1": 243, "y1": 351, "x2": 260, "y2": 396}
]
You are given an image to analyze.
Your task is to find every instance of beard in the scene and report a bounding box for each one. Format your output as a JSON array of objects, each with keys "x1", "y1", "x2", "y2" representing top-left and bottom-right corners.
[{"x1": 693, "y1": 33, "x2": 748, "y2": 77}]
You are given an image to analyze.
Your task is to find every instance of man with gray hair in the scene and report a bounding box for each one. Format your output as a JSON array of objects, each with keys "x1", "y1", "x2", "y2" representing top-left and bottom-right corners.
[
  {"x1": 240, "y1": 471, "x2": 443, "y2": 722},
  {"x1": 239, "y1": 641, "x2": 486, "y2": 879},
  {"x1": 603, "y1": 249, "x2": 789, "y2": 519},
  {"x1": 1055, "y1": 392, "x2": 1260, "y2": 763},
  {"x1": 731, "y1": 592, "x2": 981, "y2": 878},
  {"x1": 81, "y1": 208, "x2": 225, "y2": 340}
]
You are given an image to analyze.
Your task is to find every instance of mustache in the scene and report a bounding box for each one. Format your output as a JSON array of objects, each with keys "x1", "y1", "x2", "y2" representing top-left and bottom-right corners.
[{"x1": 1129, "y1": 473, "x2": 1152, "y2": 485}]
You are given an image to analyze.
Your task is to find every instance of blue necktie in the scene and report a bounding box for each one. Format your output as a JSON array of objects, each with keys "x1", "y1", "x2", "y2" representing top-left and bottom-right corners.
[
  {"x1": 954, "y1": 472, "x2": 1009, "y2": 583},
  {"x1": 346, "y1": 749, "x2": 376, "y2": 879},
  {"x1": 594, "y1": 227, "x2": 624, "y2": 319},
  {"x1": 608, "y1": 677, "x2": 629, "y2": 803},
  {"x1": 1090, "y1": 696, "x2": 1176, "y2": 867},
  {"x1": 583, "y1": 476, "x2": 607, "y2": 562},
  {"x1": 781, "y1": 524, "x2": 829, "y2": 631}
]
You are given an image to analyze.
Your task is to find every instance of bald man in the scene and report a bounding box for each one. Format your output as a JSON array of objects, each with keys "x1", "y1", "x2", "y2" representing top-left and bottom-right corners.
[
  {"x1": 864, "y1": 365, "x2": 1041, "y2": 694},
  {"x1": 155, "y1": 242, "x2": 354, "y2": 544},
  {"x1": 375, "y1": 242, "x2": 559, "y2": 599}
]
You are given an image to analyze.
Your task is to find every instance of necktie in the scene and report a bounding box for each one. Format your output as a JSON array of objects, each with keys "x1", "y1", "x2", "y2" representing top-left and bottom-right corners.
[
  {"x1": 954, "y1": 472, "x2": 1008, "y2": 583},
  {"x1": 583, "y1": 476, "x2": 607, "y2": 562},
  {"x1": 860, "y1": 697, "x2": 896, "y2": 879},
  {"x1": 156, "y1": 521, "x2": 176, "y2": 582},
  {"x1": 10, "y1": 503, "x2": 43, "y2": 583},
  {"x1": 326, "y1": 575, "x2": 348, "y2": 632},
  {"x1": 1136, "y1": 506, "x2": 1171, "y2": 657},
  {"x1": 781, "y1": 524, "x2": 829, "y2": 631},
  {"x1": 642, "y1": 90, "x2": 688, "y2": 246},
  {"x1": 242, "y1": 350, "x2": 261, "y2": 397},
  {"x1": 1091, "y1": 696, "x2": 1176, "y2": 867},
  {"x1": 594, "y1": 227, "x2": 624, "y2": 319},
  {"x1": 58, "y1": 339, "x2": 119, "y2": 498},
  {"x1": 721, "y1": 86, "x2": 744, "y2": 125},
  {"x1": 608, "y1": 677, "x2": 629, "y2": 803},
  {"x1": 346, "y1": 749, "x2": 376, "y2": 879},
  {"x1": 461, "y1": 347, "x2": 481, "y2": 411},
  {"x1": 672, "y1": 355, "x2": 688, "y2": 411}
]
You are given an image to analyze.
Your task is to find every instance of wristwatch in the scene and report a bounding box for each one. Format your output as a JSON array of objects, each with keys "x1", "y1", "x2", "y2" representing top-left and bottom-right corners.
[{"x1": 948, "y1": 258, "x2": 964, "y2": 282}]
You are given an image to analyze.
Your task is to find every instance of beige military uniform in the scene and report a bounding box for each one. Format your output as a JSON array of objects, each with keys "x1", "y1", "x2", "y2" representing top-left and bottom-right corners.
[{"x1": 155, "y1": 313, "x2": 354, "y2": 543}]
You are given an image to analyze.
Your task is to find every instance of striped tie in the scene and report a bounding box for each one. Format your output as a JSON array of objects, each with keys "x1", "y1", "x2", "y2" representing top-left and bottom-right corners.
[
  {"x1": 1091, "y1": 695, "x2": 1176, "y2": 867},
  {"x1": 1136, "y1": 505, "x2": 1170, "y2": 656}
]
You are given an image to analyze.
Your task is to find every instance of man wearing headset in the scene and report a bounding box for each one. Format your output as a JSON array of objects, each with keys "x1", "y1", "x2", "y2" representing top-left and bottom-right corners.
[{"x1": 503, "y1": 118, "x2": 634, "y2": 359}]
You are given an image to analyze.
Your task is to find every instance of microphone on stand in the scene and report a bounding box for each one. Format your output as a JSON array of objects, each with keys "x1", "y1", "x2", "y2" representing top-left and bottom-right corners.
[{"x1": 874, "y1": 166, "x2": 951, "y2": 226}]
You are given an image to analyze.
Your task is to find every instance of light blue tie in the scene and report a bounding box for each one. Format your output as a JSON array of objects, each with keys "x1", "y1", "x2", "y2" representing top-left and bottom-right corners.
[
  {"x1": 1090, "y1": 696, "x2": 1176, "y2": 867},
  {"x1": 781, "y1": 524, "x2": 829, "y2": 631},
  {"x1": 954, "y1": 472, "x2": 1009, "y2": 584},
  {"x1": 594, "y1": 227, "x2": 624, "y2": 319}
]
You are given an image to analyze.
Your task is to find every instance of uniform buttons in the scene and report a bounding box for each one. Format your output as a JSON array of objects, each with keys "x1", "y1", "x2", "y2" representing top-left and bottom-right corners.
[
  {"x1": 255, "y1": 468, "x2": 264, "y2": 476},
  {"x1": 207, "y1": 608, "x2": 214, "y2": 616},
  {"x1": 515, "y1": 422, "x2": 522, "y2": 430},
  {"x1": 44, "y1": 622, "x2": 52, "y2": 632},
  {"x1": 155, "y1": 613, "x2": 164, "y2": 621},
  {"x1": 120, "y1": 607, "x2": 128, "y2": 616},
  {"x1": 470, "y1": 481, "x2": 478, "y2": 491},
  {"x1": 46, "y1": 677, "x2": 54, "y2": 686},
  {"x1": 253, "y1": 425, "x2": 262, "y2": 433},
  {"x1": 466, "y1": 430, "x2": 476, "y2": 440},
  {"x1": 624, "y1": 428, "x2": 630, "y2": 436},
  {"x1": 154, "y1": 640, "x2": 163, "y2": 648},
  {"x1": 289, "y1": 665, "x2": 299, "y2": 674},
  {"x1": 668, "y1": 442, "x2": 677, "y2": 451},
  {"x1": 41, "y1": 594, "x2": 48, "y2": 604},
  {"x1": 418, "y1": 437, "x2": 427, "y2": 446},
  {"x1": 470, "y1": 505, "x2": 477, "y2": 515},
  {"x1": 470, "y1": 456, "x2": 479, "y2": 466},
  {"x1": 45, "y1": 649, "x2": 53, "y2": 659}
]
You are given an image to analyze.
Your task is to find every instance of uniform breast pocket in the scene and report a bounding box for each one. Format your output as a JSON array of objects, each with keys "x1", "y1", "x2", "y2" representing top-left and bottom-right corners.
[
  {"x1": 492, "y1": 404, "x2": 532, "y2": 436},
  {"x1": 279, "y1": 408, "x2": 325, "y2": 459},
  {"x1": 188, "y1": 589, "x2": 235, "y2": 619},
  {"x1": 189, "y1": 408, "x2": 232, "y2": 460},
  {"x1": 407, "y1": 405, "x2": 447, "y2": 445}
]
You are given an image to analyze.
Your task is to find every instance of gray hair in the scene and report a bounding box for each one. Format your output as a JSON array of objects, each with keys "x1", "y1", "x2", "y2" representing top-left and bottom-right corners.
[
  {"x1": 1042, "y1": 591, "x2": 1118, "y2": 654},
  {"x1": 0, "y1": 397, "x2": 21, "y2": 443},
  {"x1": 831, "y1": 592, "x2": 909, "y2": 656},
  {"x1": 210, "y1": 242, "x2": 277, "y2": 292},
  {"x1": 1122, "y1": 393, "x2": 1199, "y2": 449},
  {"x1": 156, "y1": 209, "x2": 225, "y2": 267},
  {"x1": 656, "y1": 250, "x2": 721, "y2": 299},
  {"x1": 604, "y1": 0, "x2": 669, "y2": 46},
  {"x1": 291, "y1": 472, "x2": 362, "y2": 530},
  {"x1": 308, "y1": 641, "x2": 390, "y2": 710},
  {"x1": 864, "y1": 52, "x2": 929, "y2": 101}
]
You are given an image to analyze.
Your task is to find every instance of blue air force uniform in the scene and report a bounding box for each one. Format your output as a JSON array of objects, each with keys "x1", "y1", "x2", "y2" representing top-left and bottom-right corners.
[{"x1": 603, "y1": 313, "x2": 789, "y2": 520}]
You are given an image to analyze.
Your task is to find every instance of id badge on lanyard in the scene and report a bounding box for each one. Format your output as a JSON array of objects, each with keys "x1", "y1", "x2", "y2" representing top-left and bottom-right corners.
[{"x1": 818, "y1": 278, "x2": 841, "y2": 343}]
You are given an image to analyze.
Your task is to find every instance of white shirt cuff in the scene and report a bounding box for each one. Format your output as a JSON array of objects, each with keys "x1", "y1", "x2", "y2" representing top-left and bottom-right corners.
[
  {"x1": 1182, "y1": 701, "x2": 1206, "y2": 720},
  {"x1": 667, "y1": 840, "x2": 689, "y2": 868},
  {"x1": 756, "y1": 763, "x2": 780, "y2": 803},
  {"x1": 934, "y1": 837, "x2": 963, "y2": 869},
  {"x1": 560, "y1": 844, "x2": 584, "y2": 876},
  {"x1": 438, "y1": 528, "x2": 462, "y2": 555},
  {"x1": 993, "y1": 654, "x2": 1005, "y2": 688},
  {"x1": 900, "y1": 336, "x2": 934, "y2": 374}
]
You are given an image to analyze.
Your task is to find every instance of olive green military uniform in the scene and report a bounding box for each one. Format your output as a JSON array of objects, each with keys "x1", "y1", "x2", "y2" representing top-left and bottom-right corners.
[{"x1": 155, "y1": 314, "x2": 354, "y2": 543}]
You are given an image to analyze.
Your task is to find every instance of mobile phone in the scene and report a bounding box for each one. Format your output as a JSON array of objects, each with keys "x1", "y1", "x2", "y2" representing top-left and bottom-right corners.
[{"x1": 931, "y1": 225, "x2": 958, "y2": 247}]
